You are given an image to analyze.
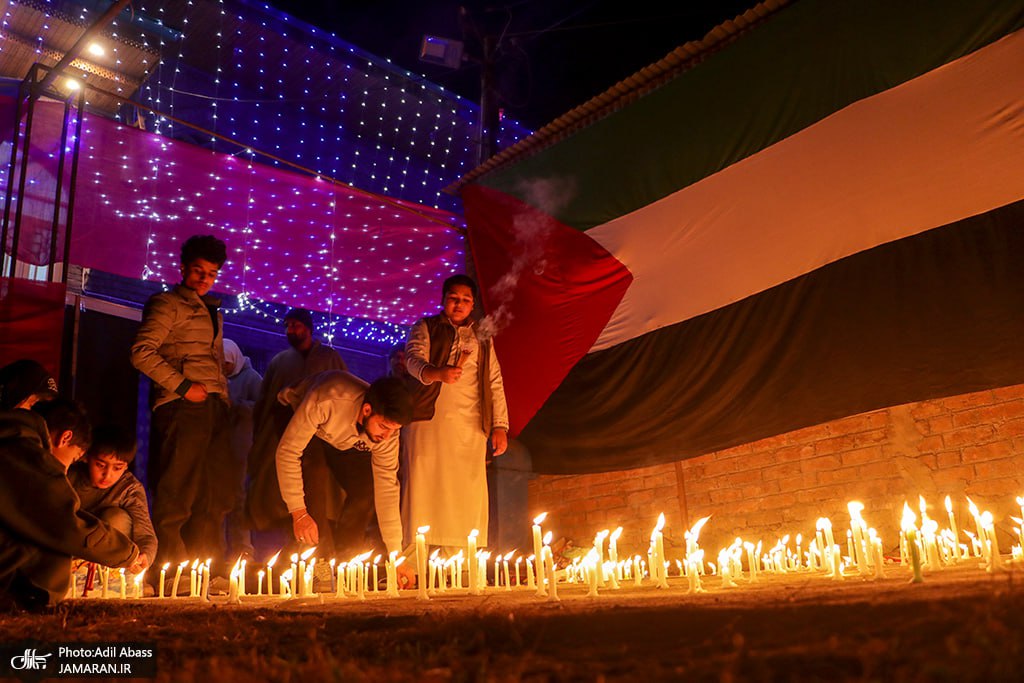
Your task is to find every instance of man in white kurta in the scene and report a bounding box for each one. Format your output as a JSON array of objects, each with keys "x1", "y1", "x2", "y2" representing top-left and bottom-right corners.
[
  {"x1": 403, "y1": 276, "x2": 509, "y2": 548},
  {"x1": 275, "y1": 371, "x2": 412, "y2": 558}
]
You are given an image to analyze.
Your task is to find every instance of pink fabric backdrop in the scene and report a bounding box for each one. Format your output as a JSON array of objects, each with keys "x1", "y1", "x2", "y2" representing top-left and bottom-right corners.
[{"x1": 1, "y1": 96, "x2": 465, "y2": 325}]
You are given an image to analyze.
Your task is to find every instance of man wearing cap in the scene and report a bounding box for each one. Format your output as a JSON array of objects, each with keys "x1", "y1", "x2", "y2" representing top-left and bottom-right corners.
[{"x1": 246, "y1": 308, "x2": 348, "y2": 532}]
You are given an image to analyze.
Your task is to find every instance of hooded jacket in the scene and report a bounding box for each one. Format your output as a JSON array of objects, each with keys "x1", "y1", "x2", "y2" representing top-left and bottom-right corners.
[{"x1": 0, "y1": 410, "x2": 138, "y2": 608}]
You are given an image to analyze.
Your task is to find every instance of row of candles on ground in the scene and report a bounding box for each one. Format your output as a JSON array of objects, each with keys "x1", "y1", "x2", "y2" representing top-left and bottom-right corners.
[{"x1": 93, "y1": 494, "x2": 1024, "y2": 600}]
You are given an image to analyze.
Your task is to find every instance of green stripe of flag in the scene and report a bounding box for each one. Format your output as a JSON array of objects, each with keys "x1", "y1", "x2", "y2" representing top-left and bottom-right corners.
[{"x1": 477, "y1": 0, "x2": 1024, "y2": 232}]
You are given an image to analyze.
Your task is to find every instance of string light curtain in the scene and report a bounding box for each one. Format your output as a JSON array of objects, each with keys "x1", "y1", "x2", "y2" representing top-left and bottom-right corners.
[{"x1": 1, "y1": 95, "x2": 467, "y2": 327}]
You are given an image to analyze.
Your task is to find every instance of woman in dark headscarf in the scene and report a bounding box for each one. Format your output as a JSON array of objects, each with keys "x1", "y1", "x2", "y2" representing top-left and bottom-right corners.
[{"x1": 0, "y1": 359, "x2": 57, "y2": 411}]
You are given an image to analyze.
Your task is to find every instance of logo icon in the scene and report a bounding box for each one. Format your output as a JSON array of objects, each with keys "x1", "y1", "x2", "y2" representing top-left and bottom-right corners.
[{"x1": 10, "y1": 649, "x2": 51, "y2": 670}]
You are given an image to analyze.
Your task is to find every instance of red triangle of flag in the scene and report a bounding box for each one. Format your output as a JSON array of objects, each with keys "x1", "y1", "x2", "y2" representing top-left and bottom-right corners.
[{"x1": 463, "y1": 184, "x2": 633, "y2": 435}]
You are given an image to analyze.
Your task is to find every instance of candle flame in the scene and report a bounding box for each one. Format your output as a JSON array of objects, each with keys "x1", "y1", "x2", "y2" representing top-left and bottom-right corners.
[
  {"x1": 267, "y1": 550, "x2": 281, "y2": 567},
  {"x1": 429, "y1": 548, "x2": 440, "y2": 560},
  {"x1": 417, "y1": 525, "x2": 430, "y2": 534},
  {"x1": 389, "y1": 550, "x2": 398, "y2": 562},
  {"x1": 373, "y1": 554, "x2": 381, "y2": 564},
  {"x1": 967, "y1": 497, "x2": 980, "y2": 517},
  {"x1": 290, "y1": 553, "x2": 299, "y2": 563},
  {"x1": 655, "y1": 512, "x2": 666, "y2": 532},
  {"x1": 190, "y1": 559, "x2": 199, "y2": 570},
  {"x1": 533, "y1": 512, "x2": 548, "y2": 525},
  {"x1": 847, "y1": 501, "x2": 865, "y2": 519},
  {"x1": 816, "y1": 517, "x2": 832, "y2": 530},
  {"x1": 301, "y1": 547, "x2": 316, "y2": 561},
  {"x1": 178, "y1": 560, "x2": 189, "y2": 569},
  {"x1": 610, "y1": 527, "x2": 623, "y2": 542},
  {"x1": 395, "y1": 556, "x2": 406, "y2": 567},
  {"x1": 162, "y1": 562, "x2": 170, "y2": 571},
  {"x1": 258, "y1": 569, "x2": 265, "y2": 577},
  {"x1": 504, "y1": 551, "x2": 515, "y2": 561},
  {"x1": 688, "y1": 515, "x2": 711, "y2": 540},
  {"x1": 980, "y1": 510, "x2": 994, "y2": 527},
  {"x1": 1017, "y1": 496, "x2": 1024, "y2": 506},
  {"x1": 945, "y1": 495, "x2": 953, "y2": 512},
  {"x1": 469, "y1": 528, "x2": 479, "y2": 539},
  {"x1": 901, "y1": 502, "x2": 917, "y2": 530},
  {"x1": 543, "y1": 530, "x2": 553, "y2": 545},
  {"x1": 516, "y1": 556, "x2": 523, "y2": 565},
  {"x1": 231, "y1": 557, "x2": 242, "y2": 574}
]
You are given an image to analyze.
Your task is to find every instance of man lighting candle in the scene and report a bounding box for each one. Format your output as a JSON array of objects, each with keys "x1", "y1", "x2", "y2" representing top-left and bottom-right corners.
[{"x1": 275, "y1": 372, "x2": 416, "y2": 589}]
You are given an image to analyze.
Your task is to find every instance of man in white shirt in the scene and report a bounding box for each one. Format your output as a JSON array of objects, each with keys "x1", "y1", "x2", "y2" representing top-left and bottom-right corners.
[{"x1": 275, "y1": 371, "x2": 412, "y2": 564}]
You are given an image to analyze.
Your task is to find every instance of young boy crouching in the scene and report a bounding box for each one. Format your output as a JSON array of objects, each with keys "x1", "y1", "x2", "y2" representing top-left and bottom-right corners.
[{"x1": 68, "y1": 425, "x2": 158, "y2": 572}]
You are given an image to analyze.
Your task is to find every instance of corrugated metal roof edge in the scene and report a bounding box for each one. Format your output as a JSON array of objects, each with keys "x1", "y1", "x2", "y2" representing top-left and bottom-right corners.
[{"x1": 445, "y1": 0, "x2": 791, "y2": 195}]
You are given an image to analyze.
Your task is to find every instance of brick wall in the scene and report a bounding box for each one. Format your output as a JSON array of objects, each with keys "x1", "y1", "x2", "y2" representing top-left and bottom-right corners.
[{"x1": 528, "y1": 384, "x2": 1024, "y2": 558}]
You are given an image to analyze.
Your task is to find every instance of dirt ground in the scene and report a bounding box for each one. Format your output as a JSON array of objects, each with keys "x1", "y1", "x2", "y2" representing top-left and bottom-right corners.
[{"x1": 2, "y1": 564, "x2": 1023, "y2": 682}]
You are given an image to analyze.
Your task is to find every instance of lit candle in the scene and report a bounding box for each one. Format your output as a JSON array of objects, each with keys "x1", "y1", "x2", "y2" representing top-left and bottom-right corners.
[
  {"x1": 688, "y1": 556, "x2": 705, "y2": 593},
  {"x1": 531, "y1": 513, "x2": 547, "y2": 577},
  {"x1": 817, "y1": 518, "x2": 835, "y2": 572},
  {"x1": 945, "y1": 496, "x2": 961, "y2": 561},
  {"x1": 515, "y1": 556, "x2": 523, "y2": 587},
  {"x1": 585, "y1": 549, "x2": 599, "y2": 597},
  {"x1": 744, "y1": 542, "x2": 758, "y2": 582},
  {"x1": 980, "y1": 511, "x2": 1001, "y2": 571},
  {"x1": 385, "y1": 548, "x2": 399, "y2": 598},
  {"x1": 356, "y1": 553, "x2": 368, "y2": 600},
  {"x1": 189, "y1": 559, "x2": 198, "y2": 597},
  {"x1": 289, "y1": 554, "x2": 298, "y2": 596},
  {"x1": 651, "y1": 513, "x2": 668, "y2": 589},
  {"x1": 871, "y1": 531, "x2": 884, "y2": 580},
  {"x1": 428, "y1": 549, "x2": 440, "y2": 596},
  {"x1": 201, "y1": 559, "x2": 211, "y2": 601},
  {"x1": 967, "y1": 498, "x2": 984, "y2": 550},
  {"x1": 299, "y1": 547, "x2": 316, "y2": 596},
  {"x1": 467, "y1": 529, "x2": 479, "y2": 595},
  {"x1": 526, "y1": 555, "x2": 536, "y2": 590},
  {"x1": 543, "y1": 532, "x2": 559, "y2": 602},
  {"x1": 832, "y1": 545, "x2": 843, "y2": 581},
  {"x1": 280, "y1": 568, "x2": 291, "y2": 598},
  {"x1": 171, "y1": 560, "x2": 186, "y2": 599},
  {"x1": 239, "y1": 559, "x2": 247, "y2": 597},
  {"x1": 607, "y1": 528, "x2": 623, "y2": 582},
  {"x1": 372, "y1": 555, "x2": 380, "y2": 593},
  {"x1": 119, "y1": 568, "x2": 126, "y2": 600},
  {"x1": 266, "y1": 550, "x2": 280, "y2": 596},
  {"x1": 502, "y1": 552, "x2": 513, "y2": 591},
  {"x1": 228, "y1": 559, "x2": 241, "y2": 605},
  {"x1": 416, "y1": 525, "x2": 430, "y2": 601},
  {"x1": 159, "y1": 563, "x2": 169, "y2": 599},
  {"x1": 795, "y1": 534, "x2": 803, "y2": 570},
  {"x1": 336, "y1": 562, "x2": 347, "y2": 598},
  {"x1": 133, "y1": 571, "x2": 144, "y2": 599},
  {"x1": 633, "y1": 555, "x2": 642, "y2": 587},
  {"x1": 902, "y1": 503, "x2": 923, "y2": 583},
  {"x1": 594, "y1": 530, "x2": 609, "y2": 587},
  {"x1": 257, "y1": 570, "x2": 265, "y2": 597}
]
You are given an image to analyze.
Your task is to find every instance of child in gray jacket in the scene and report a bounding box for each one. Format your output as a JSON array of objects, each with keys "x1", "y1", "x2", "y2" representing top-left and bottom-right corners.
[{"x1": 68, "y1": 426, "x2": 157, "y2": 571}]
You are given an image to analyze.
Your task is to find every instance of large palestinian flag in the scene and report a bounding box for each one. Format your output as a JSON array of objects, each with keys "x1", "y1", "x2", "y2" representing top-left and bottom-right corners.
[{"x1": 461, "y1": 0, "x2": 1024, "y2": 474}]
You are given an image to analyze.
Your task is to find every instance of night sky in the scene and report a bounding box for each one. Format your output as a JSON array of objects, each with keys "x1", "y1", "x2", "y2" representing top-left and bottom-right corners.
[{"x1": 269, "y1": 0, "x2": 757, "y2": 130}]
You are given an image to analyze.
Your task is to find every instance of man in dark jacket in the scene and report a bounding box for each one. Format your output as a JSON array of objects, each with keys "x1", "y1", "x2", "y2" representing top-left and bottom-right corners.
[{"x1": 0, "y1": 399, "x2": 139, "y2": 610}]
